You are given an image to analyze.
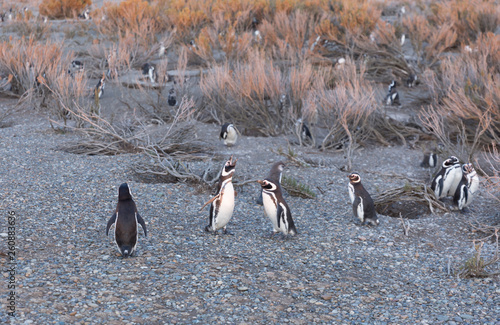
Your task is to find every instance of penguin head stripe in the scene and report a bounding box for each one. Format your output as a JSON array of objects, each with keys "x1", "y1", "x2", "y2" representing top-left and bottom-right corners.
[
  {"x1": 257, "y1": 179, "x2": 277, "y2": 191},
  {"x1": 463, "y1": 163, "x2": 476, "y2": 177},
  {"x1": 348, "y1": 173, "x2": 361, "y2": 184},
  {"x1": 443, "y1": 156, "x2": 459, "y2": 167},
  {"x1": 118, "y1": 183, "x2": 132, "y2": 201}
]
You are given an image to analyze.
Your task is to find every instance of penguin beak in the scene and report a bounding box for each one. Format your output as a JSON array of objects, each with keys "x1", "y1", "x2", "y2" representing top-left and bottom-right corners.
[{"x1": 256, "y1": 180, "x2": 264, "y2": 186}]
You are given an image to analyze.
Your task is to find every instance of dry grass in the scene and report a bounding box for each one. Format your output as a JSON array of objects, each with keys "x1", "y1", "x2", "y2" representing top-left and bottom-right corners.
[
  {"x1": 95, "y1": 0, "x2": 161, "y2": 47},
  {"x1": 374, "y1": 182, "x2": 448, "y2": 219},
  {"x1": 420, "y1": 33, "x2": 500, "y2": 161},
  {"x1": 39, "y1": 0, "x2": 91, "y2": 19}
]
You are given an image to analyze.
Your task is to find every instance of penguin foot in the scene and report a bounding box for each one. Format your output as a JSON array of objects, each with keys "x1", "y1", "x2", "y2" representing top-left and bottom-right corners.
[
  {"x1": 204, "y1": 225, "x2": 211, "y2": 233},
  {"x1": 222, "y1": 228, "x2": 234, "y2": 236}
]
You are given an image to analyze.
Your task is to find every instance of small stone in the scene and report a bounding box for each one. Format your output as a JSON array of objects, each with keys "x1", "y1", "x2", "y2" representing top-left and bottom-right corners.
[
  {"x1": 0, "y1": 233, "x2": 7, "y2": 238},
  {"x1": 321, "y1": 294, "x2": 333, "y2": 301},
  {"x1": 237, "y1": 286, "x2": 248, "y2": 292}
]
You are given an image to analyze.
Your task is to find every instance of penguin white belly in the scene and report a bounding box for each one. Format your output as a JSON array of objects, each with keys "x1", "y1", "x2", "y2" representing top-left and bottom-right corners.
[
  {"x1": 444, "y1": 166, "x2": 462, "y2": 196},
  {"x1": 356, "y1": 197, "x2": 364, "y2": 222},
  {"x1": 348, "y1": 184, "x2": 355, "y2": 204},
  {"x1": 468, "y1": 175, "x2": 479, "y2": 195},
  {"x1": 224, "y1": 129, "x2": 238, "y2": 146},
  {"x1": 214, "y1": 183, "x2": 235, "y2": 230},
  {"x1": 262, "y1": 193, "x2": 280, "y2": 231}
]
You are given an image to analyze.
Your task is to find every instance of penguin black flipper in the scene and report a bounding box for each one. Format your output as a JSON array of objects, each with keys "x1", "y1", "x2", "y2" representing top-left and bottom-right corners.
[
  {"x1": 106, "y1": 212, "x2": 117, "y2": 236},
  {"x1": 136, "y1": 212, "x2": 147, "y2": 237}
]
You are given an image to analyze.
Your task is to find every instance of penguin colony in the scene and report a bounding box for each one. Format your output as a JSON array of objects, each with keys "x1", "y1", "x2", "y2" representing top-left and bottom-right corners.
[{"x1": 105, "y1": 123, "x2": 480, "y2": 257}]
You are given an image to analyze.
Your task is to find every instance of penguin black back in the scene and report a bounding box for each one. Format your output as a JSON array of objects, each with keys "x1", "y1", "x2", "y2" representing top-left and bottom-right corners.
[
  {"x1": 106, "y1": 183, "x2": 147, "y2": 258},
  {"x1": 266, "y1": 161, "x2": 285, "y2": 184},
  {"x1": 258, "y1": 179, "x2": 297, "y2": 236},
  {"x1": 348, "y1": 173, "x2": 379, "y2": 226}
]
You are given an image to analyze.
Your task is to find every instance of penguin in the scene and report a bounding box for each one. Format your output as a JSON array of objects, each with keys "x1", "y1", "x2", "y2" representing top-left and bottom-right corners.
[
  {"x1": 420, "y1": 152, "x2": 437, "y2": 168},
  {"x1": 168, "y1": 87, "x2": 177, "y2": 106},
  {"x1": 385, "y1": 80, "x2": 400, "y2": 105},
  {"x1": 71, "y1": 60, "x2": 84, "y2": 73},
  {"x1": 95, "y1": 75, "x2": 105, "y2": 99},
  {"x1": 158, "y1": 42, "x2": 166, "y2": 58},
  {"x1": 406, "y1": 74, "x2": 417, "y2": 88},
  {"x1": 78, "y1": 9, "x2": 90, "y2": 20},
  {"x1": 106, "y1": 183, "x2": 147, "y2": 258},
  {"x1": 301, "y1": 123, "x2": 312, "y2": 143},
  {"x1": 201, "y1": 156, "x2": 237, "y2": 234},
  {"x1": 348, "y1": 173, "x2": 379, "y2": 226},
  {"x1": 431, "y1": 156, "x2": 462, "y2": 198},
  {"x1": 257, "y1": 179, "x2": 297, "y2": 236},
  {"x1": 141, "y1": 63, "x2": 156, "y2": 83},
  {"x1": 251, "y1": 17, "x2": 261, "y2": 42},
  {"x1": 220, "y1": 123, "x2": 238, "y2": 146},
  {"x1": 464, "y1": 163, "x2": 479, "y2": 195}
]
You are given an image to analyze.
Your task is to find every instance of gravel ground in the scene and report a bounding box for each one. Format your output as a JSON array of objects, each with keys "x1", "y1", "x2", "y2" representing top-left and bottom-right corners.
[{"x1": 0, "y1": 109, "x2": 499, "y2": 325}]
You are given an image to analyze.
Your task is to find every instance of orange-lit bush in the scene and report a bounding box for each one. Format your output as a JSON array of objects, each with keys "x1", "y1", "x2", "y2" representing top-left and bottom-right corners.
[
  {"x1": 39, "y1": 0, "x2": 91, "y2": 19},
  {"x1": 96, "y1": 0, "x2": 160, "y2": 45}
]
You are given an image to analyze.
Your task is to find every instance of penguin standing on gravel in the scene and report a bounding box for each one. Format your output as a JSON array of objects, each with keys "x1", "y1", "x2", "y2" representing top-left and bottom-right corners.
[
  {"x1": 348, "y1": 173, "x2": 379, "y2": 226},
  {"x1": 95, "y1": 74, "x2": 105, "y2": 99},
  {"x1": 106, "y1": 183, "x2": 147, "y2": 258},
  {"x1": 220, "y1": 123, "x2": 238, "y2": 146},
  {"x1": 420, "y1": 151, "x2": 437, "y2": 168},
  {"x1": 201, "y1": 156, "x2": 237, "y2": 234},
  {"x1": 385, "y1": 80, "x2": 400, "y2": 106},
  {"x1": 257, "y1": 179, "x2": 297, "y2": 236},
  {"x1": 454, "y1": 163, "x2": 479, "y2": 210},
  {"x1": 431, "y1": 156, "x2": 462, "y2": 198}
]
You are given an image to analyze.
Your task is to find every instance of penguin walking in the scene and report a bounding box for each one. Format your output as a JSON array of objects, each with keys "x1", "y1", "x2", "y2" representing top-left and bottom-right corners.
[
  {"x1": 106, "y1": 183, "x2": 147, "y2": 258},
  {"x1": 348, "y1": 173, "x2": 379, "y2": 226},
  {"x1": 454, "y1": 163, "x2": 479, "y2": 210},
  {"x1": 257, "y1": 179, "x2": 297, "y2": 236},
  {"x1": 431, "y1": 156, "x2": 462, "y2": 198},
  {"x1": 420, "y1": 152, "x2": 437, "y2": 168},
  {"x1": 220, "y1": 123, "x2": 238, "y2": 146},
  {"x1": 201, "y1": 156, "x2": 237, "y2": 234},
  {"x1": 385, "y1": 80, "x2": 400, "y2": 106},
  {"x1": 142, "y1": 63, "x2": 156, "y2": 83},
  {"x1": 95, "y1": 74, "x2": 105, "y2": 99},
  {"x1": 168, "y1": 87, "x2": 177, "y2": 106},
  {"x1": 406, "y1": 74, "x2": 417, "y2": 88}
]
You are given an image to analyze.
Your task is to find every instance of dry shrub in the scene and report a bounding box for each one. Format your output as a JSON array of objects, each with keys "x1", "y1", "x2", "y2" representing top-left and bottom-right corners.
[
  {"x1": 329, "y1": 0, "x2": 380, "y2": 39},
  {"x1": 200, "y1": 50, "x2": 285, "y2": 136},
  {"x1": 429, "y1": 0, "x2": 499, "y2": 44},
  {"x1": 374, "y1": 182, "x2": 448, "y2": 219},
  {"x1": 200, "y1": 49, "x2": 329, "y2": 136},
  {"x1": 425, "y1": 22, "x2": 458, "y2": 65},
  {"x1": 95, "y1": 0, "x2": 161, "y2": 46},
  {"x1": 479, "y1": 144, "x2": 500, "y2": 204},
  {"x1": 311, "y1": 60, "x2": 376, "y2": 170},
  {"x1": 0, "y1": 37, "x2": 63, "y2": 97},
  {"x1": 402, "y1": 14, "x2": 431, "y2": 61},
  {"x1": 39, "y1": 0, "x2": 91, "y2": 19},
  {"x1": 4, "y1": 20, "x2": 52, "y2": 41},
  {"x1": 420, "y1": 34, "x2": 500, "y2": 161}
]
